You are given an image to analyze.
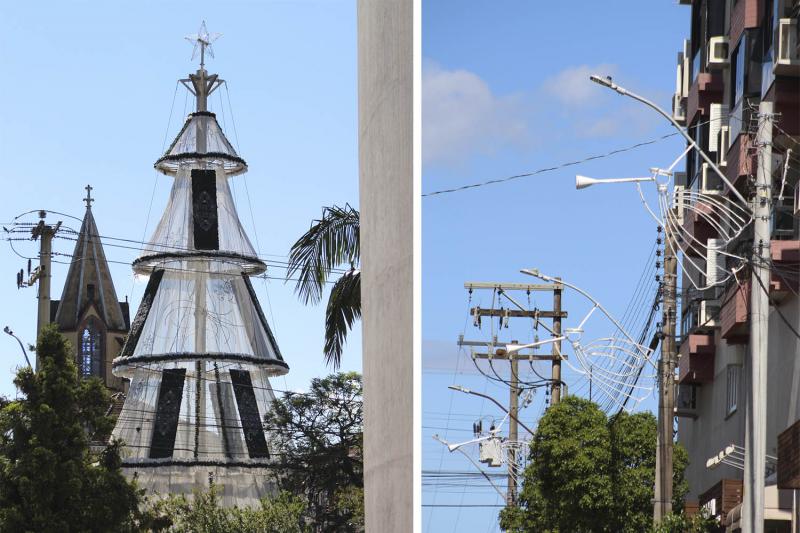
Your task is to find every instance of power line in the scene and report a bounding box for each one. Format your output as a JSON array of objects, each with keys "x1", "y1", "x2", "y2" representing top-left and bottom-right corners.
[{"x1": 422, "y1": 132, "x2": 680, "y2": 197}]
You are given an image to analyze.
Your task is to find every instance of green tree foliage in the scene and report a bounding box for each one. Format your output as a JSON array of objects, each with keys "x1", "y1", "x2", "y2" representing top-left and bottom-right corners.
[
  {"x1": 150, "y1": 487, "x2": 308, "y2": 533},
  {"x1": 264, "y1": 372, "x2": 364, "y2": 531},
  {"x1": 649, "y1": 512, "x2": 716, "y2": 533},
  {"x1": 0, "y1": 325, "x2": 142, "y2": 532},
  {"x1": 500, "y1": 396, "x2": 692, "y2": 533},
  {"x1": 287, "y1": 204, "x2": 360, "y2": 369}
]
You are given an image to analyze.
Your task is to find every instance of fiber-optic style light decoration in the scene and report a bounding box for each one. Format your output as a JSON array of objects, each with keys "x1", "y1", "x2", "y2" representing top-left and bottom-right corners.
[
  {"x1": 110, "y1": 24, "x2": 288, "y2": 507},
  {"x1": 521, "y1": 269, "x2": 657, "y2": 412},
  {"x1": 578, "y1": 148, "x2": 754, "y2": 292}
]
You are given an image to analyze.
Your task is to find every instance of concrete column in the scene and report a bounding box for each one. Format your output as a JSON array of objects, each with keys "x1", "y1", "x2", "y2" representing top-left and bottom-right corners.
[{"x1": 358, "y1": 1, "x2": 413, "y2": 531}]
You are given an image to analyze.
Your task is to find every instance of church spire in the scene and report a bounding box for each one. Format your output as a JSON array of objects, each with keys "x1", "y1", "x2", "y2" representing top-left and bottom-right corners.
[{"x1": 52, "y1": 186, "x2": 128, "y2": 332}]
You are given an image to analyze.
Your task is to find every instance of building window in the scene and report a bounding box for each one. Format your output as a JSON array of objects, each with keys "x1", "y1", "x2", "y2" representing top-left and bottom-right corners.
[
  {"x1": 726, "y1": 365, "x2": 741, "y2": 415},
  {"x1": 79, "y1": 317, "x2": 103, "y2": 377}
]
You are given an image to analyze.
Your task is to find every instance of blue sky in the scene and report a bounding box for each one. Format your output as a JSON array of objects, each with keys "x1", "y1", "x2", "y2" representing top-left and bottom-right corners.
[
  {"x1": 423, "y1": 2, "x2": 690, "y2": 531},
  {"x1": 0, "y1": 2, "x2": 360, "y2": 398}
]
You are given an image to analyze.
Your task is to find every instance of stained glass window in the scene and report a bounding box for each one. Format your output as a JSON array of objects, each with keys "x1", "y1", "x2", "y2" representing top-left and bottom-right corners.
[{"x1": 80, "y1": 317, "x2": 103, "y2": 377}]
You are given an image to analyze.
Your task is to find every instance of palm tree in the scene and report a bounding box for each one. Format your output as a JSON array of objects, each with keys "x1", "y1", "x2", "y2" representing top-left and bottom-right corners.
[{"x1": 287, "y1": 204, "x2": 360, "y2": 369}]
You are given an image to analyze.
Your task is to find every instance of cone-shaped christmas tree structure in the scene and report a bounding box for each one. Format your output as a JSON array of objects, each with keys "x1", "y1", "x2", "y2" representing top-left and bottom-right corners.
[{"x1": 111, "y1": 24, "x2": 287, "y2": 506}]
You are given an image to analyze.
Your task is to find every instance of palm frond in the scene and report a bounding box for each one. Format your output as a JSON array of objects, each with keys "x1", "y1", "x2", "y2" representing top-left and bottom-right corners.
[
  {"x1": 287, "y1": 204, "x2": 360, "y2": 305},
  {"x1": 324, "y1": 270, "x2": 361, "y2": 369}
]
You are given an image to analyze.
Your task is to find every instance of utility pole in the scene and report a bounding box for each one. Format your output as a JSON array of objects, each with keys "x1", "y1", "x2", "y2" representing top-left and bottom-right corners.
[
  {"x1": 743, "y1": 100, "x2": 773, "y2": 533},
  {"x1": 654, "y1": 223, "x2": 677, "y2": 522},
  {"x1": 552, "y1": 280, "x2": 563, "y2": 404},
  {"x1": 459, "y1": 281, "x2": 568, "y2": 507},
  {"x1": 30, "y1": 210, "x2": 60, "y2": 368},
  {"x1": 508, "y1": 355, "x2": 519, "y2": 506}
]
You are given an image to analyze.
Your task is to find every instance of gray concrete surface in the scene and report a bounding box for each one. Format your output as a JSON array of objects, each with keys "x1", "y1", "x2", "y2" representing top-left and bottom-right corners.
[{"x1": 358, "y1": 0, "x2": 413, "y2": 531}]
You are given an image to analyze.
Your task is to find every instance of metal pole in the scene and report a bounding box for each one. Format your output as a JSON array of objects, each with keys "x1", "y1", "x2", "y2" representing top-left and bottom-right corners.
[
  {"x1": 552, "y1": 281, "x2": 563, "y2": 404},
  {"x1": 507, "y1": 356, "x2": 519, "y2": 507},
  {"x1": 3, "y1": 327, "x2": 32, "y2": 369},
  {"x1": 655, "y1": 225, "x2": 677, "y2": 522},
  {"x1": 589, "y1": 75, "x2": 748, "y2": 207},
  {"x1": 744, "y1": 100, "x2": 772, "y2": 533}
]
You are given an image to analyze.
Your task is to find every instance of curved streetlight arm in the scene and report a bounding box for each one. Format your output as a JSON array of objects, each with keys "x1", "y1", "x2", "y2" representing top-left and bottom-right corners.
[
  {"x1": 3, "y1": 327, "x2": 32, "y2": 369},
  {"x1": 432, "y1": 434, "x2": 507, "y2": 499},
  {"x1": 589, "y1": 75, "x2": 749, "y2": 207},
  {"x1": 449, "y1": 385, "x2": 535, "y2": 436},
  {"x1": 520, "y1": 269, "x2": 657, "y2": 371}
]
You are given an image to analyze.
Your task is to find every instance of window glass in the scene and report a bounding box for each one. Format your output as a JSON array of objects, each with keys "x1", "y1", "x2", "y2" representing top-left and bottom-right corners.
[
  {"x1": 726, "y1": 365, "x2": 740, "y2": 415},
  {"x1": 80, "y1": 317, "x2": 102, "y2": 377},
  {"x1": 732, "y1": 41, "x2": 745, "y2": 105}
]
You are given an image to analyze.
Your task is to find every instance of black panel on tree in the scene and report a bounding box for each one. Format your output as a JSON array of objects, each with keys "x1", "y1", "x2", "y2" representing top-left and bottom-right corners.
[
  {"x1": 191, "y1": 169, "x2": 219, "y2": 250},
  {"x1": 149, "y1": 368, "x2": 187, "y2": 459},
  {"x1": 230, "y1": 369, "x2": 270, "y2": 458}
]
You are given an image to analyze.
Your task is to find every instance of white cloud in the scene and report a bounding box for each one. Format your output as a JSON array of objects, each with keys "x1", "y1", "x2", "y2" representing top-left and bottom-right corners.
[
  {"x1": 422, "y1": 61, "x2": 529, "y2": 165},
  {"x1": 422, "y1": 61, "x2": 666, "y2": 165},
  {"x1": 541, "y1": 63, "x2": 618, "y2": 107}
]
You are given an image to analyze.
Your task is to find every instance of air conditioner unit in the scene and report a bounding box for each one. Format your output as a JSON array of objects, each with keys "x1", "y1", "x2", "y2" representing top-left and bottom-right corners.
[
  {"x1": 700, "y1": 163, "x2": 723, "y2": 195},
  {"x1": 705, "y1": 238, "x2": 721, "y2": 287},
  {"x1": 706, "y1": 36, "x2": 730, "y2": 69},
  {"x1": 674, "y1": 185, "x2": 686, "y2": 225},
  {"x1": 718, "y1": 125, "x2": 730, "y2": 167},
  {"x1": 673, "y1": 92, "x2": 687, "y2": 124},
  {"x1": 708, "y1": 103, "x2": 728, "y2": 153},
  {"x1": 699, "y1": 299, "x2": 721, "y2": 328},
  {"x1": 774, "y1": 18, "x2": 800, "y2": 75}
]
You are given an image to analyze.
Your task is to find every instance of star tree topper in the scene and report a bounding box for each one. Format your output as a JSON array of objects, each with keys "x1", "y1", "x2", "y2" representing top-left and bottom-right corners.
[{"x1": 185, "y1": 21, "x2": 222, "y2": 70}]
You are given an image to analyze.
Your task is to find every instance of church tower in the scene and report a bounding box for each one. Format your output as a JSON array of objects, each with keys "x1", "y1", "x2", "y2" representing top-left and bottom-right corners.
[
  {"x1": 51, "y1": 186, "x2": 130, "y2": 392},
  {"x1": 110, "y1": 24, "x2": 289, "y2": 506}
]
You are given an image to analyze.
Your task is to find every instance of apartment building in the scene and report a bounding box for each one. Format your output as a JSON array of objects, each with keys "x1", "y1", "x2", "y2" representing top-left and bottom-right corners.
[{"x1": 673, "y1": 0, "x2": 800, "y2": 531}]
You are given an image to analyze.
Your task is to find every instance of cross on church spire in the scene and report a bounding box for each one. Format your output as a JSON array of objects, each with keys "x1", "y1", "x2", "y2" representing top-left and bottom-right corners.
[{"x1": 84, "y1": 184, "x2": 94, "y2": 209}]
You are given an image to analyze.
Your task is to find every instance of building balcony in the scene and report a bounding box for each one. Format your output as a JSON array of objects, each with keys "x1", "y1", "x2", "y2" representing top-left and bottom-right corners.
[
  {"x1": 724, "y1": 128, "x2": 757, "y2": 191},
  {"x1": 680, "y1": 199, "x2": 720, "y2": 256},
  {"x1": 678, "y1": 332, "x2": 715, "y2": 384},
  {"x1": 686, "y1": 71, "x2": 723, "y2": 125},
  {"x1": 720, "y1": 278, "x2": 750, "y2": 343},
  {"x1": 765, "y1": 77, "x2": 800, "y2": 136},
  {"x1": 699, "y1": 479, "x2": 744, "y2": 525},
  {"x1": 770, "y1": 240, "x2": 800, "y2": 301},
  {"x1": 778, "y1": 418, "x2": 800, "y2": 489},
  {"x1": 719, "y1": 241, "x2": 798, "y2": 340}
]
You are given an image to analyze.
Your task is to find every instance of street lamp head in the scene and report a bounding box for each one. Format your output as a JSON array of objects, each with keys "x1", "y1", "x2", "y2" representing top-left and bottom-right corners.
[
  {"x1": 520, "y1": 268, "x2": 551, "y2": 282},
  {"x1": 589, "y1": 74, "x2": 627, "y2": 95},
  {"x1": 575, "y1": 175, "x2": 656, "y2": 190},
  {"x1": 3, "y1": 326, "x2": 11, "y2": 335},
  {"x1": 448, "y1": 384, "x2": 470, "y2": 394},
  {"x1": 576, "y1": 175, "x2": 599, "y2": 190}
]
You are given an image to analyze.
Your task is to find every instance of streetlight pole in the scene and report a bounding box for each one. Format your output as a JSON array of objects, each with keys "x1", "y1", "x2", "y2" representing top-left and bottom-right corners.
[
  {"x1": 448, "y1": 385, "x2": 535, "y2": 437},
  {"x1": 3, "y1": 327, "x2": 32, "y2": 369},
  {"x1": 588, "y1": 75, "x2": 764, "y2": 529}
]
